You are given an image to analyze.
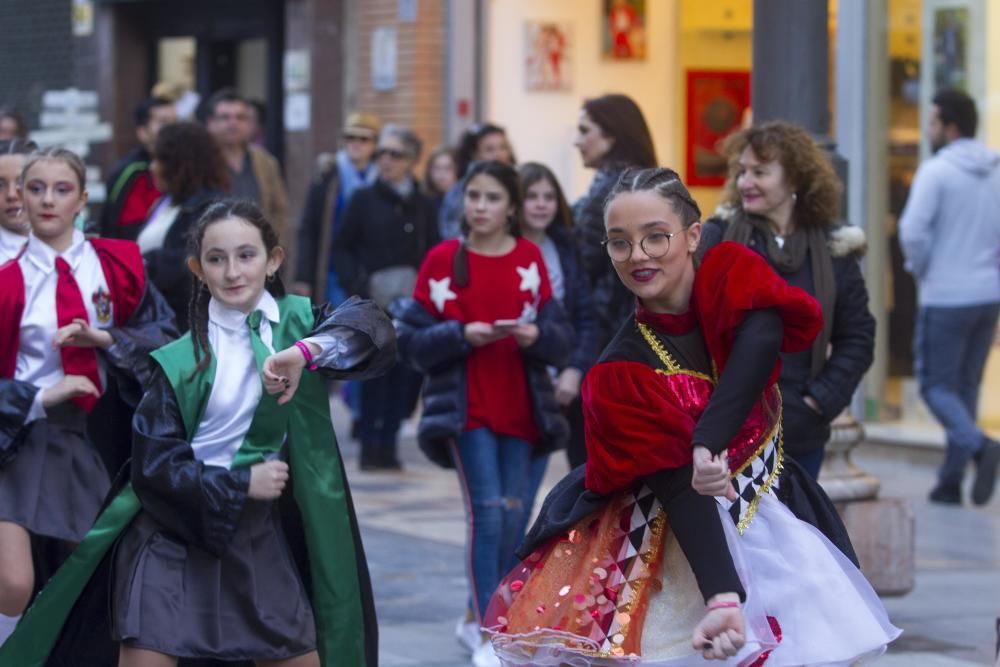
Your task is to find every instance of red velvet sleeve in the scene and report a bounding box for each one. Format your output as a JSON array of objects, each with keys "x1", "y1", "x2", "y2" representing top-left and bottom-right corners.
[
  {"x1": 693, "y1": 241, "x2": 822, "y2": 385},
  {"x1": 583, "y1": 360, "x2": 696, "y2": 495}
]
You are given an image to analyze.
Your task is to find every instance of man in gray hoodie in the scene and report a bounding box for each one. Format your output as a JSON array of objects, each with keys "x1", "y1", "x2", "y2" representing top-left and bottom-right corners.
[{"x1": 900, "y1": 89, "x2": 1000, "y2": 506}]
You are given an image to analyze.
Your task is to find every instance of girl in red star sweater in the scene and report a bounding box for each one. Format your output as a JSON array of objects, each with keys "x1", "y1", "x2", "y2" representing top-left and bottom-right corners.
[{"x1": 396, "y1": 160, "x2": 573, "y2": 664}]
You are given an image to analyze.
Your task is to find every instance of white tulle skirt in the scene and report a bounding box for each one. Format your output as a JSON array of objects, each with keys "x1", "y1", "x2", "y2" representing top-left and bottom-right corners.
[{"x1": 493, "y1": 493, "x2": 900, "y2": 666}]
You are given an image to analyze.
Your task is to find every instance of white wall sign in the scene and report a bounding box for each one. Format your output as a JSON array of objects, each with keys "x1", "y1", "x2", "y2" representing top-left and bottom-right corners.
[
  {"x1": 371, "y1": 27, "x2": 398, "y2": 91},
  {"x1": 399, "y1": 0, "x2": 418, "y2": 22},
  {"x1": 72, "y1": 0, "x2": 94, "y2": 37},
  {"x1": 283, "y1": 50, "x2": 310, "y2": 92},
  {"x1": 284, "y1": 92, "x2": 311, "y2": 132}
]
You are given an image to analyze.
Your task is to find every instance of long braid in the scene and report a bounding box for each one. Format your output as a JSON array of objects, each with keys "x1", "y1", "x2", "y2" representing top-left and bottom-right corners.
[{"x1": 188, "y1": 280, "x2": 212, "y2": 378}]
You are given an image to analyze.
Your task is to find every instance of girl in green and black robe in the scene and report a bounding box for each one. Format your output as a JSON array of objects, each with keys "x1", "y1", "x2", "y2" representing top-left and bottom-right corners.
[{"x1": 0, "y1": 200, "x2": 395, "y2": 667}]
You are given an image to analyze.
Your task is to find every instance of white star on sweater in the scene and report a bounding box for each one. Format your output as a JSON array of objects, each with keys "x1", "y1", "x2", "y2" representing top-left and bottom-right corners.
[
  {"x1": 428, "y1": 276, "x2": 457, "y2": 313},
  {"x1": 517, "y1": 262, "x2": 541, "y2": 297}
]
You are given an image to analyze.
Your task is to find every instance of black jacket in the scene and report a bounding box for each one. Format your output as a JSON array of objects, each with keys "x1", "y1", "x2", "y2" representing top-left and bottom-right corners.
[
  {"x1": 143, "y1": 188, "x2": 222, "y2": 332},
  {"x1": 573, "y1": 167, "x2": 633, "y2": 346},
  {"x1": 331, "y1": 179, "x2": 440, "y2": 298},
  {"x1": 699, "y1": 216, "x2": 875, "y2": 456},
  {"x1": 393, "y1": 297, "x2": 573, "y2": 468},
  {"x1": 547, "y1": 224, "x2": 601, "y2": 373}
]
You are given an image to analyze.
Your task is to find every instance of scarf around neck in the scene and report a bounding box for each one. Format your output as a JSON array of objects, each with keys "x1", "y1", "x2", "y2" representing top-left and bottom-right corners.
[{"x1": 723, "y1": 211, "x2": 835, "y2": 377}]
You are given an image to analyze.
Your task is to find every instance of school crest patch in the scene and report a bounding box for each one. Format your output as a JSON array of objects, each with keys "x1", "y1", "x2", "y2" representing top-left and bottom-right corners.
[{"x1": 91, "y1": 286, "x2": 112, "y2": 324}]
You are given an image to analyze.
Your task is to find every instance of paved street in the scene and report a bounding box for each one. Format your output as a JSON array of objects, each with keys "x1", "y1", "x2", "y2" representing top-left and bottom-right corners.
[{"x1": 329, "y1": 399, "x2": 1000, "y2": 666}]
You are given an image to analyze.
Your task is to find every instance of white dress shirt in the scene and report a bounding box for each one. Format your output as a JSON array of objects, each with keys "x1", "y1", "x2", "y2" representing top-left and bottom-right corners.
[
  {"x1": 16, "y1": 231, "x2": 115, "y2": 422},
  {"x1": 191, "y1": 290, "x2": 343, "y2": 469},
  {"x1": 0, "y1": 226, "x2": 27, "y2": 263}
]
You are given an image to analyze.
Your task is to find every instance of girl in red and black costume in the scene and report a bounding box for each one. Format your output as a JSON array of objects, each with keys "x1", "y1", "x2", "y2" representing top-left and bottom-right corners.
[
  {"x1": 485, "y1": 168, "x2": 899, "y2": 665},
  {"x1": 0, "y1": 147, "x2": 177, "y2": 647},
  {"x1": 396, "y1": 160, "x2": 573, "y2": 666}
]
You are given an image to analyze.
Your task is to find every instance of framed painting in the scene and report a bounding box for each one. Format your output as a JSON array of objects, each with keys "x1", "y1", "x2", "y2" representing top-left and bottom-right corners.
[
  {"x1": 525, "y1": 21, "x2": 572, "y2": 91},
  {"x1": 685, "y1": 70, "x2": 751, "y2": 187},
  {"x1": 602, "y1": 0, "x2": 646, "y2": 60}
]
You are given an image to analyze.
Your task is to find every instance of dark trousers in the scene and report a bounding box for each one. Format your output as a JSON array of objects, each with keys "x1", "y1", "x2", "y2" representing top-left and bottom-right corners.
[
  {"x1": 358, "y1": 360, "x2": 422, "y2": 465},
  {"x1": 915, "y1": 302, "x2": 1000, "y2": 487}
]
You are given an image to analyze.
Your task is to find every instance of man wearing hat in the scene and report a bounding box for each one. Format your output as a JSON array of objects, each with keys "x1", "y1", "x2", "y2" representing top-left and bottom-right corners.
[{"x1": 294, "y1": 111, "x2": 381, "y2": 302}]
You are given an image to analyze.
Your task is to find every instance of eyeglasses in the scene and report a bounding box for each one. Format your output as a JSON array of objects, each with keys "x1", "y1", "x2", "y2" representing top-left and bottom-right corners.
[
  {"x1": 343, "y1": 133, "x2": 375, "y2": 143},
  {"x1": 602, "y1": 231, "x2": 676, "y2": 263},
  {"x1": 377, "y1": 148, "x2": 411, "y2": 160}
]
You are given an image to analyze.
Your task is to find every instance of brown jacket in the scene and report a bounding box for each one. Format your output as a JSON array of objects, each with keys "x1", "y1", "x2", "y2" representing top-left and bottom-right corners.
[{"x1": 248, "y1": 144, "x2": 290, "y2": 244}]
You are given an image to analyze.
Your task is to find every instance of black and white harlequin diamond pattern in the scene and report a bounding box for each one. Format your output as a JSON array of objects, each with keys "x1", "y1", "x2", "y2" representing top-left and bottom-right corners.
[{"x1": 727, "y1": 435, "x2": 779, "y2": 527}]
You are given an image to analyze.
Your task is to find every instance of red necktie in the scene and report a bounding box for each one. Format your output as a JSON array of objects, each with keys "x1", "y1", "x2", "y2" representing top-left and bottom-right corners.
[{"x1": 55, "y1": 257, "x2": 102, "y2": 412}]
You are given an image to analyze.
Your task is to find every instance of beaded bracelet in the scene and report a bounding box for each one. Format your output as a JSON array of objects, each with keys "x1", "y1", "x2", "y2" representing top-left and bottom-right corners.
[
  {"x1": 707, "y1": 600, "x2": 740, "y2": 611},
  {"x1": 293, "y1": 341, "x2": 318, "y2": 371}
]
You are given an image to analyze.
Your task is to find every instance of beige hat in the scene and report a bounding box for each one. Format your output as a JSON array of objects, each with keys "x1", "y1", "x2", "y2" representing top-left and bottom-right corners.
[{"x1": 343, "y1": 111, "x2": 380, "y2": 136}]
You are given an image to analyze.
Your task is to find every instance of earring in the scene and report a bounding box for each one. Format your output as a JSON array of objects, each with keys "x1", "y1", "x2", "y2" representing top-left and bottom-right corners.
[
  {"x1": 266, "y1": 273, "x2": 275, "y2": 283},
  {"x1": 792, "y1": 192, "x2": 798, "y2": 205}
]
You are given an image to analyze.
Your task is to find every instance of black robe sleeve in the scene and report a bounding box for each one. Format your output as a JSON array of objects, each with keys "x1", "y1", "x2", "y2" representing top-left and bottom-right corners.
[
  {"x1": 521, "y1": 298, "x2": 574, "y2": 369},
  {"x1": 0, "y1": 379, "x2": 41, "y2": 468},
  {"x1": 99, "y1": 282, "x2": 180, "y2": 405},
  {"x1": 131, "y1": 368, "x2": 251, "y2": 556},
  {"x1": 643, "y1": 466, "x2": 746, "y2": 603},
  {"x1": 691, "y1": 309, "x2": 784, "y2": 455},
  {"x1": 309, "y1": 295, "x2": 397, "y2": 381}
]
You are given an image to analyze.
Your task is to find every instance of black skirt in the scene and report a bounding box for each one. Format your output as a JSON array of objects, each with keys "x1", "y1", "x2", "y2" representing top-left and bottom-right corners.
[
  {"x1": 0, "y1": 404, "x2": 110, "y2": 542},
  {"x1": 111, "y1": 496, "x2": 317, "y2": 661}
]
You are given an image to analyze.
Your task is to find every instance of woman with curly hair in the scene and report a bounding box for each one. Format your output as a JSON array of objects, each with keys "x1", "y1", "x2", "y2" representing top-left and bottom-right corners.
[
  {"x1": 139, "y1": 120, "x2": 230, "y2": 330},
  {"x1": 698, "y1": 120, "x2": 875, "y2": 479}
]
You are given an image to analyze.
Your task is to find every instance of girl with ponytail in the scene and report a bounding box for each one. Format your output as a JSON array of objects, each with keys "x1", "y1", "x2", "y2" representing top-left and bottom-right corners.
[{"x1": 396, "y1": 160, "x2": 573, "y2": 665}]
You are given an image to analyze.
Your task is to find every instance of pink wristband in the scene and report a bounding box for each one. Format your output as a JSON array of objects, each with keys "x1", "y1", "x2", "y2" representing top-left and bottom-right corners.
[
  {"x1": 294, "y1": 341, "x2": 317, "y2": 371},
  {"x1": 707, "y1": 600, "x2": 740, "y2": 611}
]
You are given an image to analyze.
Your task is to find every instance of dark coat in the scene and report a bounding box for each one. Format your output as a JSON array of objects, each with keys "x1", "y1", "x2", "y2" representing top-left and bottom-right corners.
[
  {"x1": 294, "y1": 153, "x2": 340, "y2": 296},
  {"x1": 573, "y1": 167, "x2": 633, "y2": 346},
  {"x1": 699, "y1": 216, "x2": 875, "y2": 457},
  {"x1": 143, "y1": 188, "x2": 222, "y2": 332},
  {"x1": 393, "y1": 296, "x2": 573, "y2": 468},
  {"x1": 547, "y1": 224, "x2": 601, "y2": 373},
  {"x1": 331, "y1": 179, "x2": 440, "y2": 298}
]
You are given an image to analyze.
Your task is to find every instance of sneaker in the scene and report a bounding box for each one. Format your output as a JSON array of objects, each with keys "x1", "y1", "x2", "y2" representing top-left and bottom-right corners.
[
  {"x1": 454, "y1": 616, "x2": 480, "y2": 654},
  {"x1": 928, "y1": 483, "x2": 962, "y2": 505},
  {"x1": 472, "y1": 639, "x2": 501, "y2": 667},
  {"x1": 972, "y1": 441, "x2": 1000, "y2": 506}
]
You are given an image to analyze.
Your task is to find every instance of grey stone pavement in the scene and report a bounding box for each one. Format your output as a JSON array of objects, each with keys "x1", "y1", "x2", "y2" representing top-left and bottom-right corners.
[{"x1": 328, "y1": 399, "x2": 1000, "y2": 667}]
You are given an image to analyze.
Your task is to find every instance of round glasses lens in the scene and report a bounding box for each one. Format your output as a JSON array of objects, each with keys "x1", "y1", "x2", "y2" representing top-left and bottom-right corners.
[
  {"x1": 641, "y1": 233, "x2": 671, "y2": 258},
  {"x1": 606, "y1": 239, "x2": 631, "y2": 262}
]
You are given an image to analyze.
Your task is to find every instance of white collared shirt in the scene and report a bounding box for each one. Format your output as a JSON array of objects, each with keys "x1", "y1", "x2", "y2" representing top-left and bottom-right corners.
[
  {"x1": 0, "y1": 226, "x2": 27, "y2": 263},
  {"x1": 191, "y1": 291, "x2": 342, "y2": 469},
  {"x1": 17, "y1": 230, "x2": 115, "y2": 421}
]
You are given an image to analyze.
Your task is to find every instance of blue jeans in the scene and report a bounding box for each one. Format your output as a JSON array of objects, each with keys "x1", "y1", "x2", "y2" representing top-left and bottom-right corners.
[
  {"x1": 451, "y1": 429, "x2": 532, "y2": 621},
  {"x1": 915, "y1": 303, "x2": 1000, "y2": 486}
]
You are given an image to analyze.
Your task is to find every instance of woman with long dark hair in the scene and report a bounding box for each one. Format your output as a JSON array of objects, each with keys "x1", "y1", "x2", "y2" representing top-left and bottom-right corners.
[
  {"x1": 140, "y1": 121, "x2": 230, "y2": 330},
  {"x1": 516, "y1": 162, "x2": 600, "y2": 485},
  {"x1": 572, "y1": 93, "x2": 657, "y2": 356}
]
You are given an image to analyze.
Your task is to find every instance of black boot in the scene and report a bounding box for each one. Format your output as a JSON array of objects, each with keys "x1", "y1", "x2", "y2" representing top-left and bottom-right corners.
[{"x1": 972, "y1": 440, "x2": 1000, "y2": 506}]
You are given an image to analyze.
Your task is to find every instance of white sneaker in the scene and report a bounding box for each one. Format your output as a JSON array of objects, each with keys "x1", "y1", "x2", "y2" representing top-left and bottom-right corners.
[
  {"x1": 454, "y1": 616, "x2": 481, "y2": 654},
  {"x1": 471, "y1": 639, "x2": 501, "y2": 667}
]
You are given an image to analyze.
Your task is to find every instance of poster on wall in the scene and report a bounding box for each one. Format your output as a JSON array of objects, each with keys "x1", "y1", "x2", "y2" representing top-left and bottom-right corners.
[
  {"x1": 524, "y1": 22, "x2": 572, "y2": 91},
  {"x1": 932, "y1": 6, "x2": 968, "y2": 91},
  {"x1": 602, "y1": 0, "x2": 646, "y2": 60},
  {"x1": 685, "y1": 70, "x2": 751, "y2": 187}
]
